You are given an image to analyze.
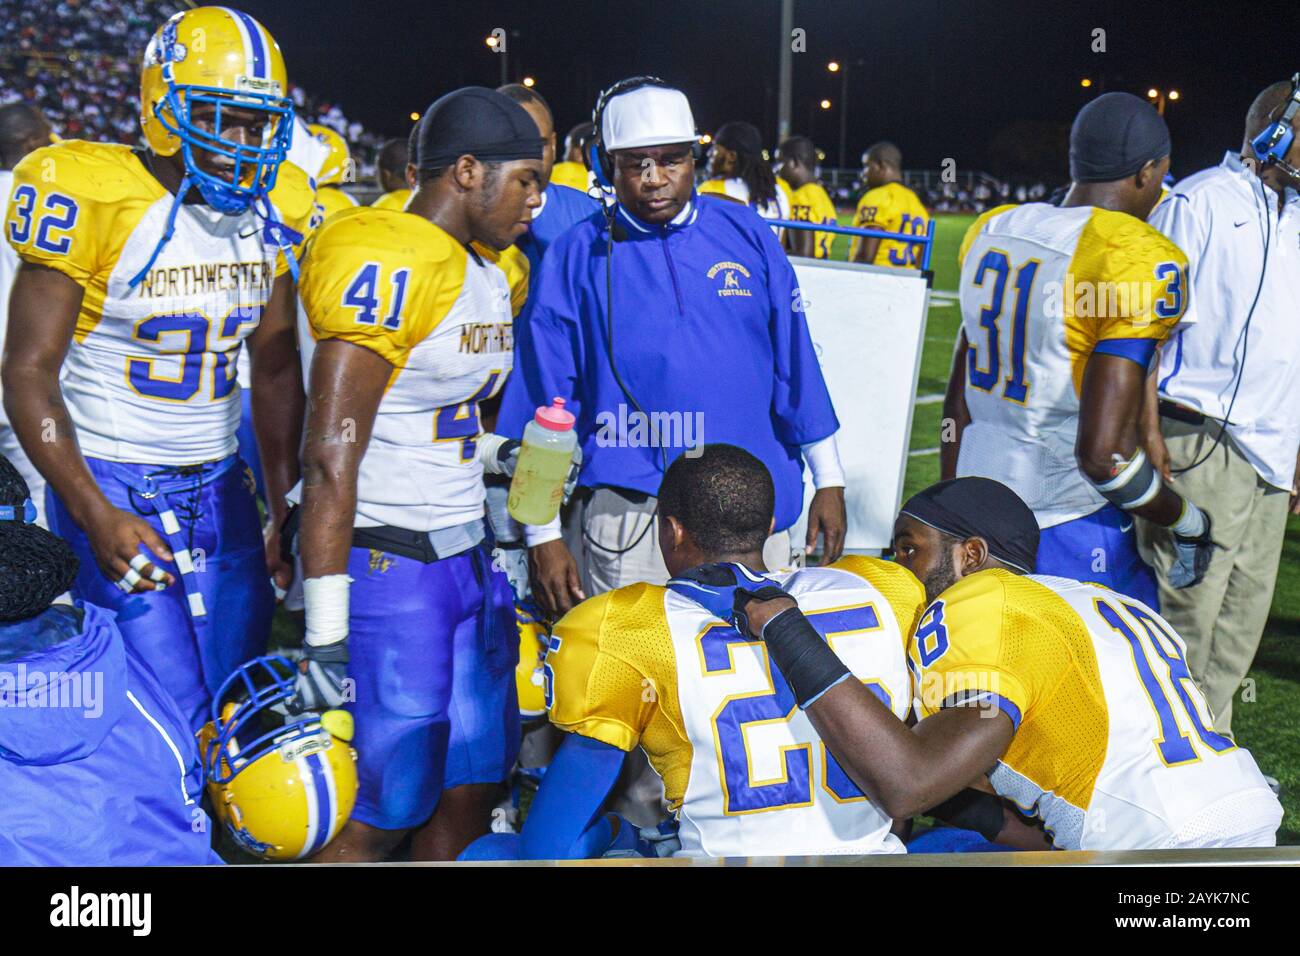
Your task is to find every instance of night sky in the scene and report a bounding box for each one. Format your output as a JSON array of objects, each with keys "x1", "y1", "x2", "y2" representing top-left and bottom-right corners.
[{"x1": 240, "y1": 0, "x2": 1300, "y2": 181}]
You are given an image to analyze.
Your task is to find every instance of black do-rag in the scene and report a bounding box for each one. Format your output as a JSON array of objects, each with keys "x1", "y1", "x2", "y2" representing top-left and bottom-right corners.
[
  {"x1": 0, "y1": 454, "x2": 78, "y2": 622},
  {"x1": 715, "y1": 121, "x2": 764, "y2": 158},
  {"x1": 1070, "y1": 91, "x2": 1171, "y2": 183},
  {"x1": 417, "y1": 86, "x2": 544, "y2": 173},
  {"x1": 900, "y1": 477, "x2": 1039, "y2": 573}
]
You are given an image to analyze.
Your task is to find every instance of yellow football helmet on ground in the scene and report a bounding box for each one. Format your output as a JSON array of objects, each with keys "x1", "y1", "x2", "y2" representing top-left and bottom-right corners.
[
  {"x1": 308, "y1": 123, "x2": 353, "y2": 186},
  {"x1": 140, "y1": 6, "x2": 294, "y2": 212},
  {"x1": 516, "y1": 604, "x2": 550, "y2": 719},
  {"x1": 200, "y1": 656, "x2": 357, "y2": 861}
]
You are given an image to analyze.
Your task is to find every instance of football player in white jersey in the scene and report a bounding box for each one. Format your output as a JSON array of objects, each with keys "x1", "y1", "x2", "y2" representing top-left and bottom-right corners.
[
  {"x1": 0, "y1": 103, "x2": 53, "y2": 528},
  {"x1": 290, "y1": 86, "x2": 544, "y2": 862},
  {"x1": 1, "y1": 7, "x2": 313, "y2": 732},
  {"x1": 944, "y1": 92, "x2": 1211, "y2": 607},
  {"x1": 731, "y1": 477, "x2": 1281, "y2": 851},
  {"x1": 462, "y1": 443, "x2": 931, "y2": 860}
]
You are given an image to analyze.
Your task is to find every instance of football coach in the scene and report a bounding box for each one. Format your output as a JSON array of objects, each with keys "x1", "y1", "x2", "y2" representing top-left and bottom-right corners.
[
  {"x1": 1139, "y1": 78, "x2": 1300, "y2": 736},
  {"x1": 497, "y1": 76, "x2": 846, "y2": 618}
]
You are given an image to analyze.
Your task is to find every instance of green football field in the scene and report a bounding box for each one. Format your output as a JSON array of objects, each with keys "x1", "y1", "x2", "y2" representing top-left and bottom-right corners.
[{"x1": 855, "y1": 212, "x2": 1300, "y2": 843}]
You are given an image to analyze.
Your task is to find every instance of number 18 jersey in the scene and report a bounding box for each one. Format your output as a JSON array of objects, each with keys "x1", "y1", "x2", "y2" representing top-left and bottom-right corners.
[
  {"x1": 910, "y1": 570, "x2": 1281, "y2": 849},
  {"x1": 546, "y1": 557, "x2": 924, "y2": 857},
  {"x1": 956, "y1": 203, "x2": 1189, "y2": 526}
]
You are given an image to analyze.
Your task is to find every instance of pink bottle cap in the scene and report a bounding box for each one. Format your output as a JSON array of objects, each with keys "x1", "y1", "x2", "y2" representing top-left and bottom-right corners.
[{"x1": 534, "y1": 397, "x2": 575, "y2": 431}]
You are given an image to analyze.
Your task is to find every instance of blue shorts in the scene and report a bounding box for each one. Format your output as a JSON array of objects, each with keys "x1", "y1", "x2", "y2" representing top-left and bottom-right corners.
[
  {"x1": 347, "y1": 540, "x2": 519, "y2": 831},
  {"x1": 1036, "y1": 504, "x2": 1159, "y2": 608},
  {"x1": 46, "y1": 454, "x2": 273, "y2": 731},
  {"x1": 235, "y1": 389, "x2": 266, "y2": 505}
]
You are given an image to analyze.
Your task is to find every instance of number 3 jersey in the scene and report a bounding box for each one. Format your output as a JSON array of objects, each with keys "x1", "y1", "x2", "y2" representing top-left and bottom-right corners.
[
  {"x1": 295, "y1": 207, "x2": 514, "y2": 532},
  {"x1": 546, "y1": 557, "x2": 924, "y2": 857},
  {"x1": 3, "y1": 140, "x2": 315, "y2": 465},
  {"x1": 910, "y1": 569, "x2": 1281, "y2": 850},
  {"x1": 956, "y1": 204, "x2": 1190, "y2": 527}
]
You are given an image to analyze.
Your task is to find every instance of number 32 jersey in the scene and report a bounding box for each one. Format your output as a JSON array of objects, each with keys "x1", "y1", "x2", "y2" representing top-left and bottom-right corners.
[
  {"x1": 4, "y1": 140, "x2": 315, "y2": 465},
  {"x1": 956, "y1": 204, "x2": 1189, "y2": 526},
  {"x1": 546, "y1": 557, "x2": 924, "y2": 857},
  {"x1": 910, "y1": 570, "x2": 1281, "y2": 849},
  {"x1": 295, "y1": 207, "x2": 514, "y2": 532}
]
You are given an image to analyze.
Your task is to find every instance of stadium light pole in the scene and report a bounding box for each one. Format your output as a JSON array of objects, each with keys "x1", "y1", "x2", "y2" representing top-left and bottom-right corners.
[{"x1": 777, "y1": 0, "x2": 793, "y2": 145}]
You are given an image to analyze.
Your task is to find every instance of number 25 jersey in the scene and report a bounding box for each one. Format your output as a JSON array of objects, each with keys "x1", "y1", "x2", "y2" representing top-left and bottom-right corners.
[
  {"x1": 296, "y1": 207, "x2": 513, "y2": 532},
  {"x1": 956, "y1": 203, "x2": 1189, "y2": 527},
  {"x1": 4, "y1": 140, "x2": 315, "y2": 465},
  {"x1": 546, "y1": 557, "x2": 924, "y2": 857}
]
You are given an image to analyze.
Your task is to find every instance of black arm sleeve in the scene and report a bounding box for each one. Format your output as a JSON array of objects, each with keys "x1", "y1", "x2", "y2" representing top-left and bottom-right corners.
[{"x1": 925, "y1": 787, "x2": 1005, "y2": 842}]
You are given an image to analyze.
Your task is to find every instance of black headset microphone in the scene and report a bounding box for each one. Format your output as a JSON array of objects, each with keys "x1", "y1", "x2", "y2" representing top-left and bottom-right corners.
[{"x1": 1170, "y1": 73, "x2": 1298, "y2": 476}]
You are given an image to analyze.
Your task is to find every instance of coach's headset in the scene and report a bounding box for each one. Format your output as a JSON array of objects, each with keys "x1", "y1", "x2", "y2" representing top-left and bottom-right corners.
[
  {"x1": 1171, "y1": 73, "x2": 1300, "y2": 477},
  {"x1": 584, "y1": 77, "x2": 702, "y2": 554}
]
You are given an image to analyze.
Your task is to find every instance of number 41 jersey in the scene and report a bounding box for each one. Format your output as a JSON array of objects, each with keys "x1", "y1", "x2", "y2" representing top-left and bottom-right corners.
[
  {"x1": 956, "y1": 203, "x2": 1189, "y2": 527},
  {"x1": 546, "y1": 557, "x2": 924, "y2": 857},
  {"x1": 295, "y1": 207, "x2": 513, "y2": 531}
]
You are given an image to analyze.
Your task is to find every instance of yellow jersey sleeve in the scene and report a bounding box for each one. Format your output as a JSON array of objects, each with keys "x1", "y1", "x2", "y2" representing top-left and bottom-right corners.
[
  {"x1": 5, "y1": 141, "x2": 163, "y2": 287},
  {"x1": 909, "y1": 570, "x2": 1051, "y2": 730},
  {"x1": 698, "y1": 178, "x2": 729, "y2": 196},
  {"x1": 549, "y1": 161, "x2": 590, "y2": 193},
  {"x1": 547, "y1": 584, "x2": 672, "y2": 751},
  {"x1": 956, "y1": 203, "x2": 1017, "y2": 269},
  {"x1": 298, "y1": 207, "x2": 465, "y2": 367},
  {"x1": 314, "y1": 184, "x2": 359, "y2": 222},
  {"x1": 268, "y1": 160, "x2": 319, "y2": 278},
  {"x1": 471, "y1": 241, "x2": 530, "y2": 318},
  {"x1": 855, "y1": 185, "x2": 898, "y2": 231},
  {"x1": 830, "y1": 556, "x2": 926, "y2": 652},
  {"x1": 371, "y1": 188, "x2": 412, "y2": 211},
  {"x1": 1070, "y1": 208, "x2": 1189, "y2": 342}
]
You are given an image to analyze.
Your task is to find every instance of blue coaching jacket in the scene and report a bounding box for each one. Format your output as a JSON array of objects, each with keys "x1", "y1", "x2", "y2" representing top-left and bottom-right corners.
[
  {"x1": 498, "y1": 193, "x2": 839, "y2": 531},
  {"x1": 0, "y1": 602, "x2": 220, "y2": 866},
  {"x1": 516, "y1": 181, "x2": 598, "y2": 276}
]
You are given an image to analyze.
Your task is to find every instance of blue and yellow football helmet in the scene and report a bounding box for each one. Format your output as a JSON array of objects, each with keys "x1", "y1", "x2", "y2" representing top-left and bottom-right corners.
[
  {"x1": 140, "y1": 6, "x2": 294, "y2": 213},
  {"x1": 516, "y1": 603, "x2": 550, "y2": 720},
  {"x1": 308, "y1": 123, "x2": 352, "y2": 187},
  {"x1": 200, "y1": 655, "x2": 357, "y2": 861}
]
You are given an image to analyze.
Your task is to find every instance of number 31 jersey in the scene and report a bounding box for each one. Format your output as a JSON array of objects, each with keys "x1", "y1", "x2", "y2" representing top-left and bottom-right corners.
[
  {"x1": 4, "y1": 140, "x2": 315, "y2": 465},
  {"x1": 910, "y1": 569, "x2": 1281, "y2": 849},
  {"x1": 546, "y1": 557, "x2": 924, "y2": 857},
  {"x1": 956, "y1": 204, "x2": 1189, "y2": 526},
  {"x1": 295, "y1": 207, "x2": 514, "y2": 532}
]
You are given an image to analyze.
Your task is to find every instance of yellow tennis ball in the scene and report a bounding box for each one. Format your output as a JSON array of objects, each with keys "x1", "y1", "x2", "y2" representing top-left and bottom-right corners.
[{"x1": 320, "y1": 709, "x2": 354, "y2": 743}]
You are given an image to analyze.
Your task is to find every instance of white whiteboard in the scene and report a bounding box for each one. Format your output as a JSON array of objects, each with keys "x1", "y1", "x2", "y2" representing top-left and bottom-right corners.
[{"x1": 787, "y1": 258, "x2": 930, "y2": 553}]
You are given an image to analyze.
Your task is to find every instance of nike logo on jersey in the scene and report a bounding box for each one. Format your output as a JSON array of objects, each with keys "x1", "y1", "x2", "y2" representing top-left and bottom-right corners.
[
  {"x1": 239, "y1": 224, "x2": 259, "y2": 238},
  {"x1": 1234, "y1": 220, "x2": 1249, "y2": 228},
  {"x1": 1120, "y1": 519, "x2": 1134, "y2": 533}
]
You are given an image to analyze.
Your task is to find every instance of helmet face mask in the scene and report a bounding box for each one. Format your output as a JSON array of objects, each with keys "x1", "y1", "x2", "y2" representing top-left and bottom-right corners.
[
  {"x1": 140, "y1": 7, "x2": 295, "y2": 214},
  {"x1": 201, "y1": 655, "x2": 357, "y2": 861},
  {"x1": 158, "y1": 83, "x2": 293, "y2": 213}
]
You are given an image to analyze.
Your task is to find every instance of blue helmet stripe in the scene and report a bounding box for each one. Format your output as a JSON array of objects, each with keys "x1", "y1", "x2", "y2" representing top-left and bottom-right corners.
[
  {"x1": 303, "y1": 751, "x2": 334, "y2": 856},
  {"x1": 222, "y1": 7, "x2": 266, "y2": 79}
]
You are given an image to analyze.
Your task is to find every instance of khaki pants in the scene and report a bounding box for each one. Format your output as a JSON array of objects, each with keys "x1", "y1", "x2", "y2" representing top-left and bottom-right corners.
[
  {"x1": 1137, "y1": 418, "x2": 1290, "y2": 734},
  {"x1": 562, "y1": 486, "x2": 795, "y2": 592},
  {"x1": 558, "y1": 487, "x2": 794, "y2": 827}
]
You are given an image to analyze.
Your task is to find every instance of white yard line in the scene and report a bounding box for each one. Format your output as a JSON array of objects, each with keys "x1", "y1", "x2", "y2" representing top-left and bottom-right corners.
[{"x1": 909, "y1": 447, "x2": 940, "y2": 457}]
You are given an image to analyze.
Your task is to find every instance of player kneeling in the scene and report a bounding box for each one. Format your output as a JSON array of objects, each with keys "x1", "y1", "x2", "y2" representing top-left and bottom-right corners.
[
  {"x1": 467, "y1": 444, "x2": 926, "y2": 859},
  {"x1": 727, "y1": 477, "x2": 1282, "y2": 851}
]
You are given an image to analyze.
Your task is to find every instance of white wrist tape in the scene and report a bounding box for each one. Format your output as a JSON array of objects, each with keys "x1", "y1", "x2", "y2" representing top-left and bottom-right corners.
[
  {"x1": 476, "y1": 432, "x2": 510, "y2": 474},
  {"x1": 1171, "y1": 499, "x2": 1207, "y2": 538},
  {"x1": 524, "y1": 515, "x2": 563, "y2": 548},
  {"x1": 304, "y1": 574, "x2": 352, "y2": 647},
  {"x1": 802, "y1": 434, "x2": 846, "y2": 489}
]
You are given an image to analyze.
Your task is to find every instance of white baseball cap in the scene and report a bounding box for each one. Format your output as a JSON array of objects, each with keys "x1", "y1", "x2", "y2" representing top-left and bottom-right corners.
[{"x1": 601, "y1": 84, "x2": 696, "y2": 151}]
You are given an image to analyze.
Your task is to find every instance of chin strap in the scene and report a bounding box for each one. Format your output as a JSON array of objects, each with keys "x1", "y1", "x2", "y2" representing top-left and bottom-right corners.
[
  {"x1": 127, "y1": 171, "x2": 193, "y2": 290},
  {"x1": 256, "y1": 194, "x2": 302, "y2": 282}
]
